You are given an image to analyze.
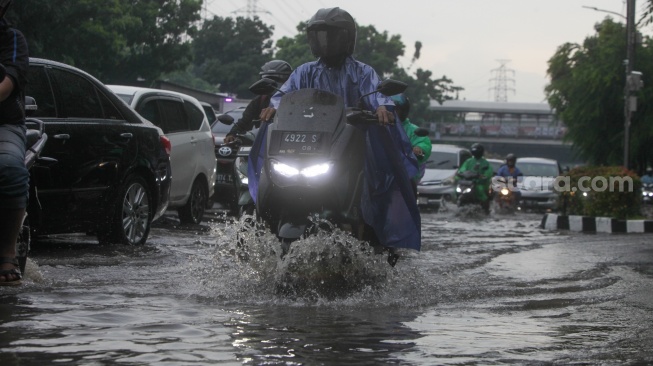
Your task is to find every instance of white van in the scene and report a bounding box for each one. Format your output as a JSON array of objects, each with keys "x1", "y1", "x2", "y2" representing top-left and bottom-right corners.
[{"x1": 108, "y1": 85, "x2": 216, "y2": 224}]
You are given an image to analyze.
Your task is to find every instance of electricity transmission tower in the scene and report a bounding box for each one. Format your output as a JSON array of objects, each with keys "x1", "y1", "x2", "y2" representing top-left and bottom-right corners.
[
  {"x1": 489, "y1": 59, "x2": 515, "y2": 102},
  {"x1": 232, "y1": 0, "x2": 270, "y2": 18}
]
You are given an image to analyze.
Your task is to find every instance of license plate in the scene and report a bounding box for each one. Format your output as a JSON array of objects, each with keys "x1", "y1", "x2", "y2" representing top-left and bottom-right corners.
[
  {"x1": 216, "y1": 174, "x2": 233, "y2": 184},
  {"x1": 418, "y1": 196, "x2": 429, "y2": 205},
  {"x1": 278, "y1": 132, "x2": 323, "y2": 153}
]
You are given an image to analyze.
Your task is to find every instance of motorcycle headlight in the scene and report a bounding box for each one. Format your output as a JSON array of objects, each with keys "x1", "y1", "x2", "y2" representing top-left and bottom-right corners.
[
  {"x1": 271, "y1": 160, "x2": 332, "y2": 178},
  {"x1": 271, "y1": 161, "x2": 300, "y2": 177},
  {"x1": 500, "y1": 188, "x2": 510, "y2": 196},
  {"x1": 301, "y1": 163, "x2": 331, "y2": 178}
]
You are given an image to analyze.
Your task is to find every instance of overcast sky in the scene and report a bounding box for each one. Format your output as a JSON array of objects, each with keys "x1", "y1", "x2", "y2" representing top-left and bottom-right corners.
[{"x1": 209, "y1": 0, "x2": 647, "y2": 103}]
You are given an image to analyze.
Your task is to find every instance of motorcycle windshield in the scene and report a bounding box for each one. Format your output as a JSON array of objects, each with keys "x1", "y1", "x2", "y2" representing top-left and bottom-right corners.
[{"x1": 266, "y1": 89, "x2": 347, "y2": 157}]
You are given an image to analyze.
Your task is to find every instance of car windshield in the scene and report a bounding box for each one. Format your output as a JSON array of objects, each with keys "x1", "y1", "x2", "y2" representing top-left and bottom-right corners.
[
  {"x1": 519, "y1": 162, "x2": 559, "y2": 177},
  {"x1": 426, "y1": 152, "x2": 458, "y2": 169}
]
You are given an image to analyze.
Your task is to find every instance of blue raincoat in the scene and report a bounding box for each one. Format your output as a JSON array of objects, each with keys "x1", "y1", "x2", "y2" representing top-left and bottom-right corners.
[{"x1": 248, "y1": 56, "x2": 421, "y2": 251}]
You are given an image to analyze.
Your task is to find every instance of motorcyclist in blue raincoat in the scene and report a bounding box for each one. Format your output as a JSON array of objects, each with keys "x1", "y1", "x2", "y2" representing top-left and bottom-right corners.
[{"x1": 253, "y1": 7, "x2": 421, "y2": 256}]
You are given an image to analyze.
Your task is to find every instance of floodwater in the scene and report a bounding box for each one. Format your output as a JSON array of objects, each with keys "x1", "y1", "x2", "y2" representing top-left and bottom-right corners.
[{"x1": 1, "y1": 205, "x2": 653, "y2": 365}]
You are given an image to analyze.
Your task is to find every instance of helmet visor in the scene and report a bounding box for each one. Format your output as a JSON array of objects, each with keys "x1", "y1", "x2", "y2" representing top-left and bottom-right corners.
[{"x1": 308, "y1": 28, "x2": 350, "y2": 58}]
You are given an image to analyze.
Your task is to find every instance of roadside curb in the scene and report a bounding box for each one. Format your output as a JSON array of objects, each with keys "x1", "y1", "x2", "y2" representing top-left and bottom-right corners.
[{"x1": 540, "y1": 213, "x2": 653, "y2": 233}]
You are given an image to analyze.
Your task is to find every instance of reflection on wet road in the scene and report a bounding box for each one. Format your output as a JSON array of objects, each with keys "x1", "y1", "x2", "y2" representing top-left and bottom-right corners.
[{"x1": 1, "y1": 206, "x2": 652, "y2": 365}]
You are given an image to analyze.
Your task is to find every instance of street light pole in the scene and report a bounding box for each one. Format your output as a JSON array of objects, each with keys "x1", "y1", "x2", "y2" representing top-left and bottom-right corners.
[{"x1": 624, "y1": 0, "x2": 636, "y2": 169}]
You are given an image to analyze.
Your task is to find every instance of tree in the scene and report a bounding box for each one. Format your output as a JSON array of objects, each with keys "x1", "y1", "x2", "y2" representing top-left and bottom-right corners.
[
  {"x1": 192, "y1": 15, "x2": 274, "y2": 97},
  {"x1": 9, "y1": 0, "x2": 202, "y2": 85},
  {"x1": 545, "y1": 18, "x2": 653, "y2": 169}
]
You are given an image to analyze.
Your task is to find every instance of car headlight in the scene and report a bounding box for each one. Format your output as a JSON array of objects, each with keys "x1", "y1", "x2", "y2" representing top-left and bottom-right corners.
[
  {"x1": 463, "y1": 187, "x2": 472, "y2": 194},
  {"x1": 456, "y1": 186, "x2": 462, "y2": 193},
  {"x1": 271, "y1": 160, "x2": 332, "y2": 178},
  {"x1": 236, "y1": 167, "x2": 248, "y2": 185}
]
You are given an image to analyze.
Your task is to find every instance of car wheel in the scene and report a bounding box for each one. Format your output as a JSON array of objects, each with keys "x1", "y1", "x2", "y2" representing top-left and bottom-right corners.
[
  {"x1": 178, "y1": 178, "x2": 208, "y2": 225},
  {"x1": 98, "y1": 174, "x2": 152, "y2": 245}
]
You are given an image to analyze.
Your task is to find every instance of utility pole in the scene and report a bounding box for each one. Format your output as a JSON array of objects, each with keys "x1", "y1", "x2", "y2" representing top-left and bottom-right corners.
[
  {"x1": 489, "y1": 60, "x2": 515, "y2": 102},
  {"x1": 623, "y1": 0, "x2": 638, "y2": 169}
]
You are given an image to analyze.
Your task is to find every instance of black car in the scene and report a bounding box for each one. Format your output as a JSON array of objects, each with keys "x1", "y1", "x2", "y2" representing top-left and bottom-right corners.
[{"x1": 25, "y1": 58, "x2": 172, "y2": 245}]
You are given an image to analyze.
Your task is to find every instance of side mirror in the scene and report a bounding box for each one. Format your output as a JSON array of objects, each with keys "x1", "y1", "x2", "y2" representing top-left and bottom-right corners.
[
  {"x1": 217, "y1": 114, "x2": 234, "y2": 125},
  {"x1": 249, "y1": 78, "x2": 280, "y2": 96},
  {"x1": 414, "y1": 127, "x2": 429, "y2": 137},
  {"x1": 377, "y1": 79, "x2": 408, "y2": 96}
]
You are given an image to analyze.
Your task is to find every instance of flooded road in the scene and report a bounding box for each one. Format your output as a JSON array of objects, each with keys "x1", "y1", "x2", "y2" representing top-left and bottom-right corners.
[{"x1": 1, "y1": 206, "x2": 653, "y2": 365}]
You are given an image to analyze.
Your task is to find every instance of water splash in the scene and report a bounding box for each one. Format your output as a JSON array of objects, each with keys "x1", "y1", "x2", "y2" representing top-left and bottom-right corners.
[{"x1": 186, "y1": 215, "x2": 410, "y2": 305}]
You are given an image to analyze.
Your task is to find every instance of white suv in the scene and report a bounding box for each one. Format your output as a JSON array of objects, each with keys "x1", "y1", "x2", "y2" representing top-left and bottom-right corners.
[{"x1": 108, "y1": 85, "x2": 216, "y2": 224}]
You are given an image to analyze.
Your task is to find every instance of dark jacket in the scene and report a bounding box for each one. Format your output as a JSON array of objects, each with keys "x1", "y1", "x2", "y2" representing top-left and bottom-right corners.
[
  {"x1": 226, "y1": 95, "x2": 270, "y2": 137},
  {"x1": 0, "y1": 19, "x2": 28, "y2": 125}
]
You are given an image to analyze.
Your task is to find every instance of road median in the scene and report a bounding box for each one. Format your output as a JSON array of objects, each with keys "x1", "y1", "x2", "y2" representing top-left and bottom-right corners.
[{"x1": 541, "y1": 213, "x2": 653, "y2": 233}]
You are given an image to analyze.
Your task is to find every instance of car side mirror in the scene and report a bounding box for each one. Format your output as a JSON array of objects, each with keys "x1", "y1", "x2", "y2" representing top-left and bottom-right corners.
[{"x1": 218, "y1": 114, "x2": 234, "y2": 125}]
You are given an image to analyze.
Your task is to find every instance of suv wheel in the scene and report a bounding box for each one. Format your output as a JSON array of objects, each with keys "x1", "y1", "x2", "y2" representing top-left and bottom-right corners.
[
  {"x1": 98, "y1": 175, "x2": 151, "y2": 245},
  {"x1": 178, "y1": 179, "x2": 207, "y2": 225}
]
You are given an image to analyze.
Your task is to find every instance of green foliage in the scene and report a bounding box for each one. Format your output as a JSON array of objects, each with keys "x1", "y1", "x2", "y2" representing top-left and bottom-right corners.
[
  {"x1": 545, "y1": 19, "x2": 653, "y2": 170},
  {"x1": 558, "y1": 166, "x2": 641, "y2": 219},
  {"x1": 10, "y1": 0, "x2": 202, "y2": 84},
  {"x1": 274, "y1": 22, "x2": 313, "y2": 69},
  {"x1": 192, "y1": 15, "x2": 274, "y2": 97}
]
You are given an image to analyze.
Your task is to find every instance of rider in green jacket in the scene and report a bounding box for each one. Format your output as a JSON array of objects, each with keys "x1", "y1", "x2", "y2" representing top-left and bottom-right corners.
[
  {"x1": 391, "y1": 94, "x2": 432, "y2": 182},
  {"x1": 456, "y1": 143, "x2": 493, "y2": 213}
]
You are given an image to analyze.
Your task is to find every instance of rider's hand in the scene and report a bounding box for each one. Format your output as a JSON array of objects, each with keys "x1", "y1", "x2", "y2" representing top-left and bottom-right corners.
[
  {"x1": 375, "y1": 106, "x2": 395, "y2": 126},
  {"x1": 259, "y1": 107, "x2": 276, "y2": 122},
  {"x1": 224, "y1": 135, "x2": 236, "y2": 144},
  {"x1": 413, "y1": 146, "x2": 424, "y2": 156}
]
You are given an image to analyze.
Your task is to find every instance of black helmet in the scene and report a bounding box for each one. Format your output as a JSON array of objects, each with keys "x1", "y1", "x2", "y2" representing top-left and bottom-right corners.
[
  {"x1": 260, "y1": 60, "x2": 292, "y2": 83},
  {"x1": 307, "y1": 7, "x2": 357, "y2": 60},
  {"x1": 471, "y1": 143, "x2": 484, "y2": 158},
  {"x1": 506, "y1": 153, "x2": 516, "y2": 165},
  {"x1": 0, "y1": 0, "x2": 12, "y2": 18},
  {"x1": 390, "y1": 94, "x2": 410, "y2": 122}
]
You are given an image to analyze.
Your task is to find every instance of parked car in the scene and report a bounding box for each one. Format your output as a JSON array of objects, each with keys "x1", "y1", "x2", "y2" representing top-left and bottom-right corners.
[
  {"x1": 25, "y1": 58, "x2": 172, "y2": 245},
  {"x1": 417, "y1": 144, "x2": 472, "y2": 208},
  {"x1": 211, "y1": 106, "x2": 247, "y2": 145},
  {"x1": 108, "y1": 85, "x2": 217, "y2": 224},
  {"x1": 487, "y1": 158, "x2": 504, "y2": 175},
  {"x1": 200, "y1": 102, "x2": 218, "y2": 125},
  {"x1": 515, "y1": 157, "x2": 562, "y2": 211}
]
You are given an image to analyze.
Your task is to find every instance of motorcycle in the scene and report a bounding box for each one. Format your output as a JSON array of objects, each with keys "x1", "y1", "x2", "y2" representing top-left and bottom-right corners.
[
  {"x1": 249, "y1": 78, "x2": 408, "y2": 255},
  {"x1": 455, "y1": 168, "x2": 491, "y2": 214},
  {"x1": 491, "y1": 176, "x2": 519, "y2": 213},
  {"x1": 212, "y1": 114, "x2": 256, "y2": 216},
  {"x1": 643, "y1": 182, "x2": 653, "y2": 204},
  {"x1": 455, "y1": 170, "x2": 481, "y2": 207},
  {"x1": 16, "y1": 110, "x2": 54, "y2": 274}
]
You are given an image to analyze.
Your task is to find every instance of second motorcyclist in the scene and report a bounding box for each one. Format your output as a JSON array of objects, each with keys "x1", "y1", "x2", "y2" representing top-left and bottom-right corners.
[
  {"x1": 223, "y1": 60, "x2": 292, "y2": 143},
  {"x1": 455, "y1": 143, "x2": 494, "y2": 213}
]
